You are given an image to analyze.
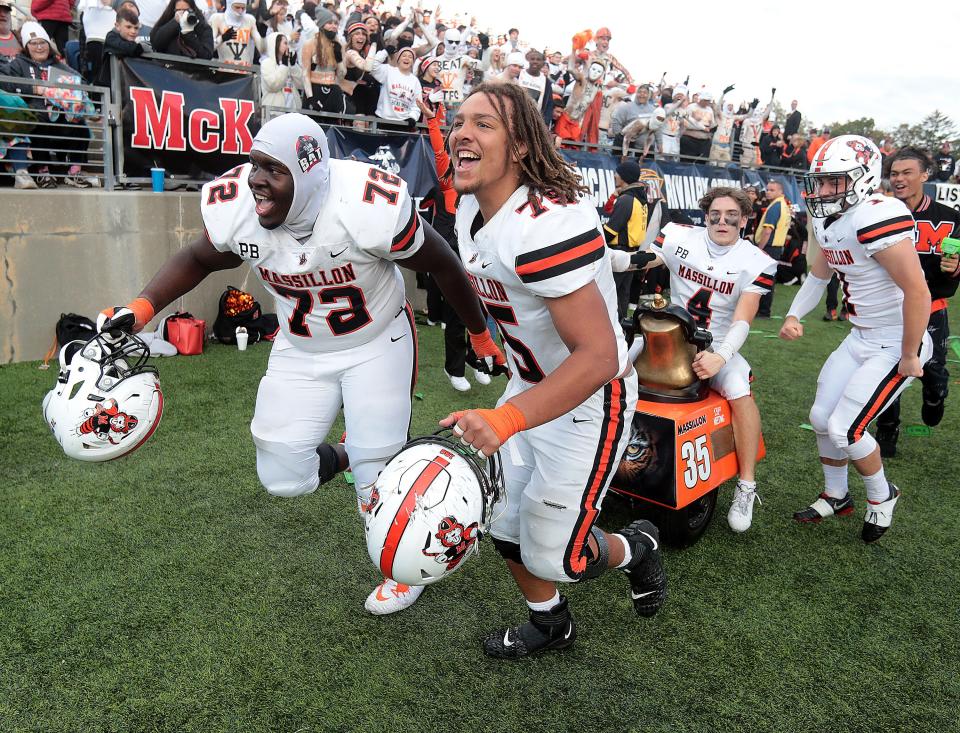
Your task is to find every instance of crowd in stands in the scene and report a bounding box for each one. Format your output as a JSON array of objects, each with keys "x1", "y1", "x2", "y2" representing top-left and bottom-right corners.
[{"x1": 2, "y1": 0, "x2": 960, "y2": 189}]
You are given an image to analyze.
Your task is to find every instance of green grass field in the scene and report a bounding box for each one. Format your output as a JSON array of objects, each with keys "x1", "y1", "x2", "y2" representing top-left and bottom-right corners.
[{"x1": 2, "y1": 289, "x2": 959, "y2": 733}]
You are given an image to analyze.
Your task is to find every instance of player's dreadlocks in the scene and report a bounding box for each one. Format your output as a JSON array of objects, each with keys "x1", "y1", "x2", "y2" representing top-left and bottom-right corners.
[{"x1": 460, "y1": 81, "x2": 588, "y2": 206}]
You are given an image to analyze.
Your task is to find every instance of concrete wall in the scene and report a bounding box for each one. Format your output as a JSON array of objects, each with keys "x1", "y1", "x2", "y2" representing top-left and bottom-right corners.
[{"x1": 0, "y1": 190, "x2": 424, "y2": 364}]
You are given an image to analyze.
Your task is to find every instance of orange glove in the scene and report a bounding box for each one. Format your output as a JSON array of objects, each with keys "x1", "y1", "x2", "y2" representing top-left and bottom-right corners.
[
  {"x1": 468, "y1": 329, "x2": 508, "y2": 376},
  {"x1": 448, "y1": 402, "x2": 528, "y2": 455},
  {"x1": 97, "y1": 297, "x2": 155, "y2": 335}
]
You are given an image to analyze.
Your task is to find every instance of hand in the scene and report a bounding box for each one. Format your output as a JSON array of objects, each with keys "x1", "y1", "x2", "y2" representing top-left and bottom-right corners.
[
  {"x1": 771, "y1": 86, "x2": 776, "y2": 97},
  {"x1": 290, "y1": 30, "x2": 300, "y2": 43},
  {"x1": 468, "y1": 329, "x2": 508, "y2": 376},
  {"x1": 97, "y1": 297, "x2": 155, "y2": 338},
  {"x1": 221, "y1": 26, "x2": 237, "y2": 43},
  {"x1": 415, "y1": 96, "x2": 435, "y2": 119},
  {"x1": 692, "y1": 350, "x2": 726, "y2": 380},
  {"x1": 723, "y1": 83, "x2": 735, "y2": 94},
  {"x1": 898, "y1": 354, "x2": 923, "y2": 378},
  {"x1": 439, "y1": 410, "x2": 502, "y2": 458},
  {"x1": 779, "y1": 316, "x2": 803, "y2": 340},
  {"x1": 940, "y1": 253, "x2": 959, "y2": 274},
  {"x1": 750, "y1": 97, "x2": 759, "y2": 109}
]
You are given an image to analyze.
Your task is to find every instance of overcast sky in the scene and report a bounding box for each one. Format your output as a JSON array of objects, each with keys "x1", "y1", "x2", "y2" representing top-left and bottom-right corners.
[{"x1": 440, "y1": 0, "x2": 960, "y2": 133}]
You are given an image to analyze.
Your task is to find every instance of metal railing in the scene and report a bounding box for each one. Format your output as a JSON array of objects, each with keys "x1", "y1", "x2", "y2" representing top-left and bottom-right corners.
[{"x1": 0, "y1": 73, "x2": 112, "y2": 190}]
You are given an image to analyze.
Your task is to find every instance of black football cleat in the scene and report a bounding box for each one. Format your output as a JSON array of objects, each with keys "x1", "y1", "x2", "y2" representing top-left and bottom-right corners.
[
  {"x1": 876, "y1": 426, "x2": 899, "y2": 458},
  {"x1": 921, "y1": 399, "x2": 945, "y2": 427},
  {"x1": 794, "y1": 492, "x2": 854, "y2": 523},
  {"x1": 862, "y1": 485, "x2": 901, "y2": 544},
  {"x1": 618, "y1": 519, "x2": 667, "y2": 618},
  {"x1": 822, "y1": 309, "x2": 838, "y2": 322},
  {"x1": 482, "y1": 596, "x2": 576, "y2": 660}
]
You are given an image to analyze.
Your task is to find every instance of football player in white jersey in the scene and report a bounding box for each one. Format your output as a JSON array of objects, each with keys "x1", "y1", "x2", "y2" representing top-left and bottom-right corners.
[
  {"x1": 779, "y1": 134, "x2": 932, "y2": 543},
  {"x1": 97, "y1": 113, "x2": 505, "y2": 614},
  {"x1": 438, "y1": 82, "x2": 667, "y2": 659},
  {"x1": 626, "y1": 186, "x2": 777, "y2": 532}
]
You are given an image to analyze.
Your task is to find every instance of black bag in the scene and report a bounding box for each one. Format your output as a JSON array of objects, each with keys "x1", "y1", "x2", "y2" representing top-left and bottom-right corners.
[
  {"x1": 56, "y1": 313, "x2": 96, "y2": 345},
  {"x1": 212, "y1": 287, "x2": 280, "y2": 344}
]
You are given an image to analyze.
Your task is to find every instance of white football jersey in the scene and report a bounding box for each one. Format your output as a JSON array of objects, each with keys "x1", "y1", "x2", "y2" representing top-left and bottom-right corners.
[
  {"x1": 812, "y1": 193, "x2": 916, "y2": 329},
  {"x1": 201, "y1": 159, "x2": 425, "y2": 352},
  {"x1": 654, "y1": 223, "x2": 777, "y2": 340},
  {"x1": 456, "y1": 186, "x2": 628, "y2": 389}
]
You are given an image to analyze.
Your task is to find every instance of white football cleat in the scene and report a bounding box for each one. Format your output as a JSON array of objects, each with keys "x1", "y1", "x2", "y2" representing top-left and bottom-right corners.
[
  {"x1": 473, "y1": 368, "x2": 492, "y2": 386},
  {"x1": 445, "y1": 371, "x2": 471, "y2": 392},
  {"x1": 862, "y1": 485, "x2": 900, "y2": 544},
  {"x1": 727, "y1": 482, "x2": 761, "y2": 533},
  {"x1": 364, "y1": 578, "x2": 425, "y2": 615}
]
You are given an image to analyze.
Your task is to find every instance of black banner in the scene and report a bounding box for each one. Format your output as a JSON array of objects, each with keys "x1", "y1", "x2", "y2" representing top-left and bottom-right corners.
[
  {"x1": 560, "y1": 149, "x2": 804, "y2": 225},
  {"x1": 118, "y1": 57, "x2": 259, "y2": 178},
  {"x1": 325, "y1": 127, "x2": 439, "y2": 199}
]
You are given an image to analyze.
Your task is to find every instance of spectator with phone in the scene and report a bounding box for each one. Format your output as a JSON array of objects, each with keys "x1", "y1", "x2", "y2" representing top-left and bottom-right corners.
[
  {"x1": 260, "y1": 31, "x2": 302, "y2": 110},
  {"x1": 150, "y1": 0, "x2": 214, "y2": 58}
]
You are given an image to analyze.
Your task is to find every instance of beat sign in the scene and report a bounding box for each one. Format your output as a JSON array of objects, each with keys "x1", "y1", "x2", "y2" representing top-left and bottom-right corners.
[{"x1": 680, "y1": 435, "x2": 711, "y2": 489}]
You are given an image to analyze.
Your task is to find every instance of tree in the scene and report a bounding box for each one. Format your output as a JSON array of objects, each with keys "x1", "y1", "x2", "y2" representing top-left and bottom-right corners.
[
  {"x1": 827, "y1": 117, "x2": 884, "y2": 143},
  {"x1": 911, "y1": 110, "x2": 958, "y2": 151}
]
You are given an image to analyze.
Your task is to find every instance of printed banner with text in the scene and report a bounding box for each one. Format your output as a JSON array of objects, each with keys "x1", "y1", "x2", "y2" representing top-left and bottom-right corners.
[
  {"x1": 560, "y1": 150, "x2": 803, "y2": 224},
  {"x1": 325, "y1": 127, "x2": 439, "y2": 199},
  {"x1": 119, "y1": 58, "x2": 259, "y2": 179}
]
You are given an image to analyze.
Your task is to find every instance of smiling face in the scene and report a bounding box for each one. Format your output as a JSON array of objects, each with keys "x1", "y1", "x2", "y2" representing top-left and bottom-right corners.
[
  {"x1": 349, "y1": 27, "x2": 367, "y2": 50},
  {"x1": 397, "y1": 49, "x2": 414, "y2": 72},
  {"x1": 888, "y1": 158, "x2": 927, "y2": 202},
  {"x1": 706, "y1": 196, "x2": 747, "y2": 245},
  {"x1": 449, "y1": 92, "x2": 523, "y2": 215},
  {"x1": 26, "y1": 38, "x2": 51, "y2": 62},
  {"x1": 525, "y1": 50, "x2": 543, "y2": 75},
  {"x1": 248, "y1": 151, "x2": 294, "y2": 229}
]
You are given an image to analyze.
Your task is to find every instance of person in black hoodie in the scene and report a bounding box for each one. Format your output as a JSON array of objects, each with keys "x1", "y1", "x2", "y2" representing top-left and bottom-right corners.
[
  {"x1": 97, "y1": 7, "x2": 148, "y2": 86},
  {"x1": 150, "y1": 0, "x2": 214, "y2": 59}
]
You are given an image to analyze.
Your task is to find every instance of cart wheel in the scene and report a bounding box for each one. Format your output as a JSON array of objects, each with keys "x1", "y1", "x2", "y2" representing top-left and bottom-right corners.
[{"x1": 661, "y1": 488, "x2": 718, "y2": 547}]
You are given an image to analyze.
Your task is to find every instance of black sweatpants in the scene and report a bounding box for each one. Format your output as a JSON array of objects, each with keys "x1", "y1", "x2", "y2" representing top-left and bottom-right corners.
[{"x1": 877, "y1": 308, "x2": 950, "y2": 432}]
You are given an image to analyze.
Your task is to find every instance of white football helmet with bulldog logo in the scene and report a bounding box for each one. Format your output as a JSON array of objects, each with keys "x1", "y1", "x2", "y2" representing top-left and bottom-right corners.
[
  {"x1": 364, "y1": 431, "x2": 503, "y2": 587},
  {"x1": 42, "y1": 332, "x2": 163, "y2": 462}
]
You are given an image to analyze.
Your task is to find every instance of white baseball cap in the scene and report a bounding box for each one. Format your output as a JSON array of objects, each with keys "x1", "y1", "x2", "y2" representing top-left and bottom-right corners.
[{"x1": 506, "y1": 51, "x2": 525, "y2": 67}]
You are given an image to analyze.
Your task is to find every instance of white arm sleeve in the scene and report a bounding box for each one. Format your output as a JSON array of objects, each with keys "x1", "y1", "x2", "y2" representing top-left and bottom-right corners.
[
  {"x1": 609, "y1": 248, "x2": 631, "y2": 273},
  {"x1": 713, "y1": 320, "x2": 749, "y2": 363},
  {"x1": 785, "y1": 273, "x2": 831, "y2": 320},
  {"x1": 627, "y1": 335, "x2": 644, "y2": 365}
]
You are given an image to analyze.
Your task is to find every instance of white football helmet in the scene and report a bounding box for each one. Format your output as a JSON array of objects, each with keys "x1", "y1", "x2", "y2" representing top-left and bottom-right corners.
[
  {"x1": 804, "y1": 134, "x2": 882, "y2": 218},
  {"x1": 364, "y1": 431, "x2": 503, "y2": 587},
  {"x1": 42, "y1": 332, "x2": 163, "y2": 462}
]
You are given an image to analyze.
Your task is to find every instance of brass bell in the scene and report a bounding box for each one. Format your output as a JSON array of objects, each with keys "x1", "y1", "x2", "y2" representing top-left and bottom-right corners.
[{"x1": 633, "y1": 301, "x2": 699, "y2": 393}]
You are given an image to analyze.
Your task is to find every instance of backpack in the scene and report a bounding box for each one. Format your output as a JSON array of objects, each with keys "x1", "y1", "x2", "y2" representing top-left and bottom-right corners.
[
  {"x1": 212, "y1": 287, "x2": 280, "y2": 345},
  {"x1": 42, "y1": 313, "x2": 96, "y2": 368}
]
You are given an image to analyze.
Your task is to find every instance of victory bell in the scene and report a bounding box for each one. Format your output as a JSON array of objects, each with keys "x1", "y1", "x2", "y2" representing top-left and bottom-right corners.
[{"x1": 630, "y1": 294, "x2": 713, "y2": 402}]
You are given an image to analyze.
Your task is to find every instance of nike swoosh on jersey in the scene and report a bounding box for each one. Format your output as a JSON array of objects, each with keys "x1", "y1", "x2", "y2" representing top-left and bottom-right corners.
[
  {"x1": 572, "y1": 417, "x2": 591, "y2": 423},
  {"x1": 481, "y1": 262, "x2": 493, "y2": 268},
  {"x1": 391, "y1": 334, "x2": 405, "y2": 342},
  {"x1": 331, "y1": 247, "x2": 348, "y2": 257}
]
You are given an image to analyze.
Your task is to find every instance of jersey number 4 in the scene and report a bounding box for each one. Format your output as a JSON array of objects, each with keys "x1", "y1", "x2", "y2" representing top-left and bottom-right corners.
[
  {"x1": 273, "y1": 284, "x2": 372, "y2": 337},
  {"x1": 686, "y1": 288, "x2": 713, "y2": 329}
]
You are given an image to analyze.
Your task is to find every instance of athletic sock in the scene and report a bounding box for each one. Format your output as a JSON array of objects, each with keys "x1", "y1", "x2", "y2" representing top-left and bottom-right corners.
[
  {"x1": 863, "y1": 468, "x2": 893, "y2": 503},
  {"x1": 822, "y1": 463, "x2": 849, "y2": 500},
  {"x1": 614, "y1": 532, "x2": 632, "y2": 569},
  {"x1": 526, "y1": 591, "x2": 561, "y2": 613}
]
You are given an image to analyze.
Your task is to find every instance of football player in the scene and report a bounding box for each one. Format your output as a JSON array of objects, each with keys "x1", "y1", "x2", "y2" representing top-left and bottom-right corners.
[
  {"x1": 624, "y1": 186, "x2": 778, "y2": 532},
  {"x1": 874, "y1": 147, "x2": 960, "y2": 456},
  {"x1": 780, "y1": 135, "x2": 932, "y2": 542},
  {"x1": 439, "y1": 82, "x2": 666, "y2": 659},
  {"x1": 97, "y1": 113, "x2": 504, "y2": 615}
]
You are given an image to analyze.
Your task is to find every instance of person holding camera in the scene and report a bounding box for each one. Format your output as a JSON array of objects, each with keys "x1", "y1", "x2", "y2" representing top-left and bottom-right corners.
[{"x1": 150, "y1": 0, "x2": 214, "y2": 58}]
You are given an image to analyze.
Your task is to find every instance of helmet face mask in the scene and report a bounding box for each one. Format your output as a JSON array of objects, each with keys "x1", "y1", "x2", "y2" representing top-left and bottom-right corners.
[
  {"x1": 42, "y1": 332, "x2": 163, "y2": 462},
  {"x1": 364, "y1": 431, "x2": 503, "y2": 587},
  {"x1": 804, "y1": 134, "x2": 881, "y2": 218}
]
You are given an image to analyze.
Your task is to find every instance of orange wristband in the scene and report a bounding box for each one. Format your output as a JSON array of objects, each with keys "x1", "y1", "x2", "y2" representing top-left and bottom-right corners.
[
  {"x1": 469, "y1": 329, "x2": 504, "y2": 363},
  {"x1": 475, "y1": 402, "x2": 527, "y2": 445},
  {"x1": 129, "y1": 297, "x2": 156, "y2": 329}
]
